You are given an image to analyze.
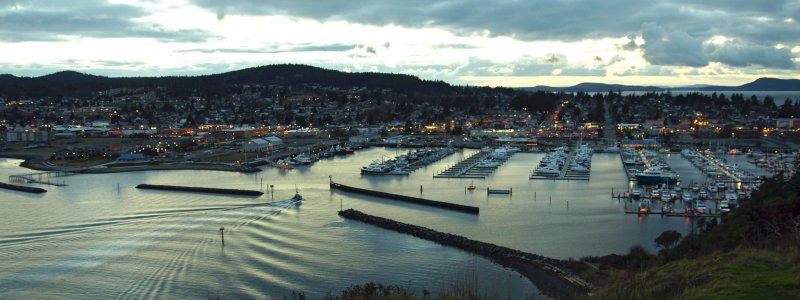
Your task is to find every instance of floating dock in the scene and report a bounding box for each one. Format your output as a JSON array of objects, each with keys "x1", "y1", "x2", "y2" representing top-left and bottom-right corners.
[
  {"x1": 330, "y1": 181, "x2": 479, "y2": 214},
  {"x1": 487, "y1": 187, "x2": 512, "y2": 195},
  {"x1": 624, "y1": 210, "x2": 722, "y2": 218},
  {"x1": 135, "y1": 184, "x2": 263, "y2": 196},
  {"x1": 0, "y1": 182, "x2": 47, "y2": 193},
  {"x1": 434, "y1": 150, "x2": 511, "y2": 179}
]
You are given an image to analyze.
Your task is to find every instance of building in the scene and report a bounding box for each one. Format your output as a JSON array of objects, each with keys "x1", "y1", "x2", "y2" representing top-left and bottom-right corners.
[
  {"x1": 776, "y1": 118, "x2": 800, "y2": 129},
  {"x1": 4, "y1": 125, "x2": 53, "y2": 143},
  {"x1": 242, "y1": 136, "x2": 283, "y2": 152}
]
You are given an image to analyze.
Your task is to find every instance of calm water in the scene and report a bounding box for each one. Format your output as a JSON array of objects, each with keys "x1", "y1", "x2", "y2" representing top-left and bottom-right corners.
[{"x1": 0, "y1": 148, "x2": 704, "y2": 298}]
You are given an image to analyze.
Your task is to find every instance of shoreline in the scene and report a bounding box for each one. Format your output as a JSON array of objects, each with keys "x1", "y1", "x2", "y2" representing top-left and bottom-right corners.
[
  {"x1": 337, "y1": 208, "x2": 593, "y2": 299},
  {"x1": 0, "y1": 152, "x2": 260, "y2": 174}
]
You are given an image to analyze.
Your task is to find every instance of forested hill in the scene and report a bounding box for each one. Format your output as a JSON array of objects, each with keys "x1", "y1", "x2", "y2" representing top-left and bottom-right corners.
[{"x1": 0, "y1": 64, "x2": 456, "y2": 98}]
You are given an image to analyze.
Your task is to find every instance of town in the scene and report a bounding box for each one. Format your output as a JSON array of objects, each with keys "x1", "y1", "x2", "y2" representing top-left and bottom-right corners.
[{"x1": 1, "y1": 68, "x2": 799, "y2": 175}]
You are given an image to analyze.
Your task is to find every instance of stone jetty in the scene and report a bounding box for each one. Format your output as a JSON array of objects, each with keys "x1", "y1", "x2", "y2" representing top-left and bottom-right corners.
[
  {"x1": 135, "y1": 184, "x2": 263, "y2": 196},
  {"x1": 338, "y1": 209, "x2": 592, "y2": 299},
  {"x1": 0, "y1": 182, "x2": 47, "y2": 193}
]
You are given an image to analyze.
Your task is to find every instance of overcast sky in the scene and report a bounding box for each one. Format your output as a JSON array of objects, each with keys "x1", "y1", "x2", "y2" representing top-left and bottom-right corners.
[{"x1": 0, "y1": 0, "x2": 798, "y2": 87}]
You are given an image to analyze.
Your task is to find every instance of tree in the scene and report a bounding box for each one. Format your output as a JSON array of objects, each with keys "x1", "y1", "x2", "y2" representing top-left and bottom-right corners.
[{"x1": 655, "y1": 230, "x2": 683, "y2": 250}]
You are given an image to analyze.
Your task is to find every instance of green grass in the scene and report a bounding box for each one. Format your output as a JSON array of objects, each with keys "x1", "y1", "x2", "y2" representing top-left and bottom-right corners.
[{"x1": 596, "y1": 248, "x2": 800, "y2": 300}]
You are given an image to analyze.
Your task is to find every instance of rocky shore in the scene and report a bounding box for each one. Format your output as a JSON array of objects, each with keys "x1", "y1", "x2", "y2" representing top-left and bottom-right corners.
[{"x1": 338, "y1": 208, "x2": 593, "y2": 299}]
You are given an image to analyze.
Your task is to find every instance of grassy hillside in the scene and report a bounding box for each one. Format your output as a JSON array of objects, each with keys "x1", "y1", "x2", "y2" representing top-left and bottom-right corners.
[
  {"x1": 591, "y1": 170, "x2": 800, "y2": 299},
  {"x1": 596, "y1": 248, "x2": 800, "y2": 299}
]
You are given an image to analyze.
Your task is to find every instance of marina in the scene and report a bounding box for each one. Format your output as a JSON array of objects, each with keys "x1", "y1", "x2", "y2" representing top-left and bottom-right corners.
[
  {"x1": 529, "y1": 144, "x2": 593, "y2": 180},
  {"x1": 360, "y1": 147, "x2": 456, "y2": 176},
  {"x1": 433, "y1": 146, "x2": 515, "y2": 179},
  {"x1": 0, "y1": 146, "x2": 795, "y2": 298}
]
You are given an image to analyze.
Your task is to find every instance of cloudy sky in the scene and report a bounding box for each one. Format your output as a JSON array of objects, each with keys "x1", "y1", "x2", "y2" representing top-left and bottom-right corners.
[{"x1": 0, "y1": 0, "x2": 798, "y2": 87}]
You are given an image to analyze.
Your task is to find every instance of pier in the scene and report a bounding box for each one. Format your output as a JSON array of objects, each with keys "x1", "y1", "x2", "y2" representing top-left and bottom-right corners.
[
  {"x1": 329, "y1": 181, "x2": 479, "y2": 214},
  {"x1": 0, "y1": 182, "x2": 47, "y2": 193},
  {"x1": 338, "y1": 209, "x2": 592, "y2": 299},
  {"x1": 433, "y1": 149, "x2": 512, "y2": 179},
  {"x1": 135, "y1": 184, "x2": 264, "y2": 196},
  {"x1": 9, "y1": 170, "x2": 74, "y2": 186}
]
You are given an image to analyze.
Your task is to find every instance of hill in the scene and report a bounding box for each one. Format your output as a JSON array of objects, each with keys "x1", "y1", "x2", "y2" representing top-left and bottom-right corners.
[
  {"x1": 524, "y1": 83, "x2": 665, "y2": 93},
  {"x1": 590, "y1": 172, "x2": 800, "y2": 299},
  {"x1": 0, "y1": 64, "x2": 456, "y2": 98},
  {"x1": 698, "y1": 77, "x2": 800, "y2": 91},
  {"x1": 522, "y1": 77, "x2": 800, "y2": 93}
]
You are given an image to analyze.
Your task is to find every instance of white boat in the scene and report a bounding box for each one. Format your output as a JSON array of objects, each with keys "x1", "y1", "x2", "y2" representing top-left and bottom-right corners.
[
  {"x1": 682, "y1": 191, "x2": 693, "y2": 202},
  {"x1": 635, "y1": 167, "x2": 679, "y2": 184},
  {"x1": 569, "y1": 163, "x2": 590, "y2": 173},
  {"x1": 387, "y1": 167, "x2": 410, "y2": 175},
  {"x1": 360, "y1": 162, "x2": 389, "y2": 175},
  {"x1": 290, "y1": 153, "x2": 314, "y2": 165},
  {"x1": 534, "y1": 167, "x2": 560, "y2": 177},
  {"x1": 719, "y1": 200, "x2": 731, "y2": 213},
  {"x1": 631, "y1": 188, "x2": 643, "y2": 199},
  {"x1": 695, "y1": 200, "x2": 707, "y2": 214}
]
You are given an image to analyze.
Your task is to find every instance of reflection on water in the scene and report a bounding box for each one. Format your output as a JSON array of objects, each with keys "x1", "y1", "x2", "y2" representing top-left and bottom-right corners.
[{"x1": 0, "y1": 147, "x2": 708, "y2": 298}]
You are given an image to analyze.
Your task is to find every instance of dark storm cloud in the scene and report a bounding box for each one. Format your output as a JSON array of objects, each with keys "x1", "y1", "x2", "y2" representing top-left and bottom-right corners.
[
  {"x1": 635, "y1": 23, "x2": 797, "y2": 69},
  {"x1": 0, "y1": 0, "x2": 213, "y2": 42},
  {"x1": 707, "y1": 43, "x2": 796, "y2": 69},
  {"x1": 190, "y1": 0, "x2": 799, "y2": 70},
  {"x1": 190, "y1": 0, "x2": 800, "y2": 42},
  {"x1": 639, "y1": 23, "x2": 709, "y2": 67}
]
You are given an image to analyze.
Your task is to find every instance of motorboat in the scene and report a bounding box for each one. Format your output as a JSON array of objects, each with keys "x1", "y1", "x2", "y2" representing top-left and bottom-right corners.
[
  {"x1": 695, "y1": 200, "x2": 706, "y2": 214},
  {"x1": 290, "y1": 153, "x2": 314, "y2": 165},
  {"x1": 360, "y1": 162, "x2": 389, "y2": 175},
  {"x1": 631, "y1": 188, "x2": 643, "y2": 199},
  {"x1": 682, "y1": 191, "x2": 693, "y2": 202},
  {"x1": 635, "y1": 167, "x2": 679, "y2": 184}
]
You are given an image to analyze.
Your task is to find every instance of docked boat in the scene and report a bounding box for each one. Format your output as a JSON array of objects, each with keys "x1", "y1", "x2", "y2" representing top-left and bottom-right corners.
[
  {"x1": 634, "y1": 167, "x2": 679, "y2": 184},
  {"x1": 631, "y1": 188, "x2": 643, "y2": 199},
  {"x1": 290, "y1": 153, "x2": 314, "y2": 165},
  {"x1": 387, "y1": 167, "x2": 410, "y2": 175},
  {"x1": 725, "y1": 191, "x2": 739, "y2": 205},
  {"x1": 719, "y1": 200, "x2": 730, "y2": 213},
  {"x1": 682, "y1": 191, "x2": 693, "y2": 202},
  {"x1": 694, "y1": 200, "x2": 706, "y2": 214},
  {"x1": 638, "y1": 199, "x2": 651, "y2": 214},
  {"x1": 360, "y1": 162, "x2": 389, "y2": 175}
]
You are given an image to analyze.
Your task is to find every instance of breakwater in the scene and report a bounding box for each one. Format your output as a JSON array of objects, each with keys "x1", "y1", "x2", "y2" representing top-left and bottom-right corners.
[
  {"x1": 338, "y1": 209, "x2": 592, "y2": 299},
  {"x1": 135, "y1": 184, "x2": 263, "y2": 196},
  {"x1": 0, "y1": 182, "x2": 47, "y2": 193},
  {"x1": 329, "y1": 181, "x2": 479, "y2": 214}
]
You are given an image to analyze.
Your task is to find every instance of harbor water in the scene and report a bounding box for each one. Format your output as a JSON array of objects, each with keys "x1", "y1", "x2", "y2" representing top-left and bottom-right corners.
[{"x1": 0, "y1": 147, "x2": 717, "y2": 298}]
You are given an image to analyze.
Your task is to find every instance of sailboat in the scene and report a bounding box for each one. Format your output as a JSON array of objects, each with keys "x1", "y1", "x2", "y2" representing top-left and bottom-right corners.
[{"x1": 467, "y1": 181, "x2": 476, "y2": 191}]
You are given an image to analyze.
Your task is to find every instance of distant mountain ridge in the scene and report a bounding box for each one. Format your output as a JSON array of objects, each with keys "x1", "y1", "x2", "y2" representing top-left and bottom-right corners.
[
  {"x1": 523, "y1": 77, "x2": 800, "y2": 92},
  {"x1": 0, "y1": 64, "x2": 455, "y2": 98}
]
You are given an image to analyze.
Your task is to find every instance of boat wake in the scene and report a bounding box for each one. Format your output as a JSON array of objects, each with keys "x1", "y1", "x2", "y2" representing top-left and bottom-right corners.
[{"x1": 0, "y1": 197, "x2": 304, "y2": 296}]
